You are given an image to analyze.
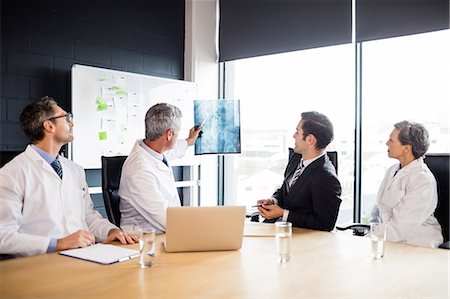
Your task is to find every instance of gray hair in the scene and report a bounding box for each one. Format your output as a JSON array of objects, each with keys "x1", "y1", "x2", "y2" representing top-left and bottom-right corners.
[
  {"x1": 145, "y1": 103, "x2": 182, "y2": 141},
  {"x1": 394, "y1": 121, "x2": 430, "y2": 159}
]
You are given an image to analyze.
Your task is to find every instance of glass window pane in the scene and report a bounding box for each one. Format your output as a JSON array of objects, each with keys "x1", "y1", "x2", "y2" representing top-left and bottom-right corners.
[
  {"x1": 224, "y1": 44, "x2": 355, "y2": 225},
  {"x1": 361, "y1": 30, "x2": 450, "y2": 222}
]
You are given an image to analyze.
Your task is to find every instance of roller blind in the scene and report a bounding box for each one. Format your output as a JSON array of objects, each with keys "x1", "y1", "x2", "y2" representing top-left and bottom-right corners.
[
  {"x1": 356, "y1": 0, "x2": 449, "y2": 42},
  {"x1": 218, "y1": 0, "x2": 352, "y2": 62}
]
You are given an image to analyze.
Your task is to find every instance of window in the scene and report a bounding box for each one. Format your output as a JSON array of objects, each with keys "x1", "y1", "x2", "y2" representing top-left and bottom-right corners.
[
  {"x1": 222, "y1": 29, "x2": 449, "y2": 225},
  {"x1": 360, "y1": 30, "x2": 450, "y2": 222},
  {"x1": 224, "y1": 44, "x2": 355, "y2": 225}
]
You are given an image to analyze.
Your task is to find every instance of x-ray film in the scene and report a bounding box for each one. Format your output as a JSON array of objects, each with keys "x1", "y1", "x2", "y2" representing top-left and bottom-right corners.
[{"x1": 194, "y1": 99, "x2": 241, "y2": 155}]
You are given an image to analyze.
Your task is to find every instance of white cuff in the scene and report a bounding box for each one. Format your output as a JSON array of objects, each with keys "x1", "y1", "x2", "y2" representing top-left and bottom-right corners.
[{"x1": 282, "y1": 209, "x2": 289, "y2": 222}]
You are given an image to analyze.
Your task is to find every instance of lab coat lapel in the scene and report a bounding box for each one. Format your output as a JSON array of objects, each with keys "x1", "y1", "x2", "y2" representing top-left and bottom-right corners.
[{"x1": 25, "y1": 145, "x2": 61, "y2": 179}]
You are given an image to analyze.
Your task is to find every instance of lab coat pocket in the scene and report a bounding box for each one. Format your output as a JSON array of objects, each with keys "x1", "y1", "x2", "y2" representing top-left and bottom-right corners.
[{"x1": 64, "y1": 187, "x2": 87, "y2": 230}]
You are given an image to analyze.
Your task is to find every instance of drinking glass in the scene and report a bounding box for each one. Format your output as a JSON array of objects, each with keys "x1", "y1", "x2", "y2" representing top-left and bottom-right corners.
[{"x1": 275, "y1": 222, "x2": 292, "y2": 263}]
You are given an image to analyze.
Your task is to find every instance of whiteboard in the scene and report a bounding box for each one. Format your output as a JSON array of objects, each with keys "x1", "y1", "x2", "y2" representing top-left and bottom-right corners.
[{"x1": 71, "y1": 64, "x2": 197, "y2": 169}]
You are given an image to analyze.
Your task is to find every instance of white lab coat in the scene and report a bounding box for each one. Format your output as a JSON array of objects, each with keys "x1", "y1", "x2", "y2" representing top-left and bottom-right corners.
[
  {"x1": 0, "y1": 145, "x2": 117, "y2": 256},
  {"x1": 374, "y1": 157, "x2": 443, "y2": 247},
  {"x1": 118, "y1": 139, "x2": 188, "y2": 233}
]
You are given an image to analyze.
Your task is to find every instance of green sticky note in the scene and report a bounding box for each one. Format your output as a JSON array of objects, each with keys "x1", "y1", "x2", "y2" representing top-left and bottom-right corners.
[
  {"x1": 96, "y1": 96, "x2": 108, "y2": 111},
  {"x1": 99, "y1": 131, "x2": 107, "y2": 140},
  {"x1": 115, "y1": 88, "x2": 126, "y2": 95}
]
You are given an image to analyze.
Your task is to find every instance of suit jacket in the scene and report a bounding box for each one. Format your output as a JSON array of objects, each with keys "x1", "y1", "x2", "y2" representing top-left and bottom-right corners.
[{"x1": 273, "y1": 153, "x2": 342, "y2": 231}]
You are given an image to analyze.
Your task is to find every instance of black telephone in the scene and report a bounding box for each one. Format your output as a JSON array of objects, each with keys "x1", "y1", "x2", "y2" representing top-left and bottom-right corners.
[{"x1": 336, "y1": 224, "x2": 370, "y2": 236}]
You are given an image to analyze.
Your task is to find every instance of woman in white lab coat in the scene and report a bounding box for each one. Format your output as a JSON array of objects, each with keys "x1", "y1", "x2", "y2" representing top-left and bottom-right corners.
[
  {"x1": 372, "y1": 121, "x2": 443, "y2": 247},
  {"x1": 118, "y1": 103, "x2": 200, "y2": 234}
]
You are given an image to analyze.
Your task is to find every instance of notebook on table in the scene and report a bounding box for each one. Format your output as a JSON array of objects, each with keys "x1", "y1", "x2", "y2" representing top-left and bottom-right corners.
[
  {"x1": 164, "y1": 206, "x2": 246, "y2": 253},
  {"x1": 59, "y1": 244, "x2": 140, "y2": 265}
]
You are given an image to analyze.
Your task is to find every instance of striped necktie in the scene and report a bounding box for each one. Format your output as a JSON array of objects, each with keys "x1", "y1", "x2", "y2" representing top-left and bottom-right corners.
[
  {"x1": 288, "y1": 161, "x2": 304, "y2": 188},
  {"x1": 51, "y1": 159, "x2": 63, "y2": 179}
]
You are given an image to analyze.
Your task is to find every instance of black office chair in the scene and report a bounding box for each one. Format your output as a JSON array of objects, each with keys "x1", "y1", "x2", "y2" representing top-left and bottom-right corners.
[
  {"x1": 424, "y1": 154, "x2": 449, "y2": 249},
  {"x1": 337, "y1": 153, "x2": 450, "y2": 248},
  {"x1": 101, "y1": 155, "x2": 127, "y2": 227},
  {"x1": 288, "y1": 148, "x2": 338, "y2": 175}
]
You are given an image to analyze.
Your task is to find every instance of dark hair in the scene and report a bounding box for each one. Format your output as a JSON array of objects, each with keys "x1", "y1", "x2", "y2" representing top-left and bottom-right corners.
[
  {"x1": 19, "y1": 96, "x2": 57, "y2": 143},
  {"x1": 300, "y1": 111, "x2": 334, "y2": 150},
  {"x1": 394, "y1": 121, "x2": 430, "y2": 159}
]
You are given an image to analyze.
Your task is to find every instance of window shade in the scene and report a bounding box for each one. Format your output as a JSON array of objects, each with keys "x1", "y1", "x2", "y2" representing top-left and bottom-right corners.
[
  {"x1": 218, "y1": 0, "x2": 352, "y2": 62},
  {"x1": 356, "y1": 0, "x2": 449, "y2": 42}
]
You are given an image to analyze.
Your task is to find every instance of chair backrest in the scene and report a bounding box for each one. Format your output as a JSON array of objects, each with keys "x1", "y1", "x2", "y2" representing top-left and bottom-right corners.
[
  {"x1": 101, "y1": 155, "x2": 127, "y2": 227},
  {"x1": 288, "y1": 148, "x2": 338, "y2": 175},
  {"x1": 424, "y1": 154, "x2": 449, "y2": 243}
]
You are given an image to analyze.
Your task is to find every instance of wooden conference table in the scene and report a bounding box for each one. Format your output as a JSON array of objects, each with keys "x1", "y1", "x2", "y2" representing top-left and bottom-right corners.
[{"x1": 1, "y1": 222, "x2": 448, "y2": 299}]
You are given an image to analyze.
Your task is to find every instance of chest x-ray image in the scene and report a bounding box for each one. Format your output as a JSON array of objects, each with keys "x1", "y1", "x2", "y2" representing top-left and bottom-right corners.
[{"x1": 194, "y1": 99, "x2": 241, "y2": 155}]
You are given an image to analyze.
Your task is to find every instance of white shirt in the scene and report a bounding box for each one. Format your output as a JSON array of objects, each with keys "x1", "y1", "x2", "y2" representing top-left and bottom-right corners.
[
  {"x1": 374, "y1": 157, "x2": 443, "y2": 247},
  {"x1": 118, "y1": 139, "x2": 188, "y2": 233},
  {"x1": 0, "y1": 145, "x2": 117, "y2": 256}
]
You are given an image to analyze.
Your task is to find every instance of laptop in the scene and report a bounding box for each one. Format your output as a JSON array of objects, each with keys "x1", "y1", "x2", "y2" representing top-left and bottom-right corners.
[{"x1": 164, "y1": 206, "x2": 246, "y2": 252}]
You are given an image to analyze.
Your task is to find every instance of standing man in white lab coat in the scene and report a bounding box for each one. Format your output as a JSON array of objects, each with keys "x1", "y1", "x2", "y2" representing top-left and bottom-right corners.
[
  {"x1": 371, "y1": 121, "x2": 443, "y2": 247},
  {"x1": 118, "y1": 103, "x2": 201, "y2": 233},
  {"x1": 0, "y1": 96, "x2": 138, "y2": 257}
]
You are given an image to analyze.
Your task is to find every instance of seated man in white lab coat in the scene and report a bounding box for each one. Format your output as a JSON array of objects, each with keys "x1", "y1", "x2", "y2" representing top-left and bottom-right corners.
[
  {"x1": 0, "y1": 96, "x2": 139, "y2": 257},
  {"x1": 371, "y1": 121, "x2": 443, "y2": 248},
  {"x1": 118, "y1": 103, "x2": 201, "y2": 234}
]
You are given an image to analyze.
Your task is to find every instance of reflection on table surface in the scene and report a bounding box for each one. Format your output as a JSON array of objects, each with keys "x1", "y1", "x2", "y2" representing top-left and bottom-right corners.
[{"x1": 1, "y1": 222, "x2": 448, "y2": 299}]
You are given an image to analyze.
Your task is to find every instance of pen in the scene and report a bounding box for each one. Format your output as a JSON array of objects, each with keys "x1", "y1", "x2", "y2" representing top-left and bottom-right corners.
[
  {"x1": 195, "y1": 113, "x2": 209, "y2": 137},
  {"x1": 200, "y1": 112, "x2": 209, "y2": 127},
  {"x1": 252, "y1": 203, "x2": 274, "y2": 208},
  {"x1": 118, "y1": 253, "x2": 140, "y2": 263}
]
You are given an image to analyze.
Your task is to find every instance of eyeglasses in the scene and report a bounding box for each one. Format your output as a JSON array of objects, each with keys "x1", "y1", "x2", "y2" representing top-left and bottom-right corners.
[{"x1": 47, "y1": 112, "x2": 73, "y2": 122}]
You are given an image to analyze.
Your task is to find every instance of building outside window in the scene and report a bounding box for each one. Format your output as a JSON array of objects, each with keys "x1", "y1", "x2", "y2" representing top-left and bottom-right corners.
[
  {"x1": 223, "y1": 44, "x2": 355, "y2": 225},
  {"x1": 360, "y1": 29, "x2": 450, "y2": 222}
]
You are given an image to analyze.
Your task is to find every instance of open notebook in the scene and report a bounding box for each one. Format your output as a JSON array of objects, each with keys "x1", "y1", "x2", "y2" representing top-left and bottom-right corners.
[
  {"x1": 59, "y1": 244, "x2": 139, "y2": 265},
  {"x1": 164, "y1": 206, "x2": 246, "y2": 252}
]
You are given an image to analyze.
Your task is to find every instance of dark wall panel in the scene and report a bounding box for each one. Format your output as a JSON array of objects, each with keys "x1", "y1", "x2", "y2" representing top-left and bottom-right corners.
[{"x1": 0, "y1": 0, "x2": 185, "y2": 163}]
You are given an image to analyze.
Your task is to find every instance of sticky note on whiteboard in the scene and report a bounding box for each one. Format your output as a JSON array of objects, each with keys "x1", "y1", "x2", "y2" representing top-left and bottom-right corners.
[{"x1": 99, "y1": 131, "x2": 107, "y2": 140}]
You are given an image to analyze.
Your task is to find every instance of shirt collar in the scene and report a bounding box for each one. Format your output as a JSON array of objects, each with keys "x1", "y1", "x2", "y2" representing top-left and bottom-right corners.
[
  {"x1": 301, "y1": 152, "x2": 326, "y2": 168},
  {"x1": 30, "y1": 144, "x2": 56, "y2": 165},
  {"x1": 139, "y1": 139, "x2": 164, "y2": 161}
]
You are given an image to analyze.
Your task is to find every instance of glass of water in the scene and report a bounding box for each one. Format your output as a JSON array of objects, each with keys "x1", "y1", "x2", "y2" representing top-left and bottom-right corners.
[
  {"x1": 275, "y1": 222, "x2": 292, "y2": 263},
  {"x1": 370, "y1": 221, "x2": 386, "y2": 259},
  {"x1": 138, "y1": 228, "x2": 156, "y2": 268}
]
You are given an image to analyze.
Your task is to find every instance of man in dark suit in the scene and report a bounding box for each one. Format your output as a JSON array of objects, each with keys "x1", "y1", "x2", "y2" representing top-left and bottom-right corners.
[{"x1": 257, "y1": 111, "x2": 342, "y2": 231}]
